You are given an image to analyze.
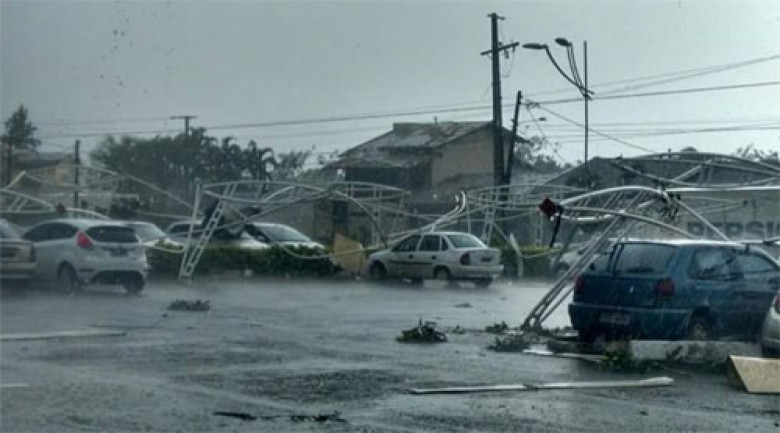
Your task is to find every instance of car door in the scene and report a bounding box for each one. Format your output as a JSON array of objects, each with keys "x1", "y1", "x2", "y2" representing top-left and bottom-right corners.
[
  {"x1": 733, "y1": 250, "x2": 780, "y2": 335},
  {"x1": 386, "y1": 235, "x2": 421, "y2": 278},
  {"x1": 687, "y1": 247, "x2": 742, "y2": 334},
  {"x1": 23, "y1": 223, "x2": 72, "y2": 279},
  {"x1": 408, "y1": 234, "x2": 442, "y2": 279}
]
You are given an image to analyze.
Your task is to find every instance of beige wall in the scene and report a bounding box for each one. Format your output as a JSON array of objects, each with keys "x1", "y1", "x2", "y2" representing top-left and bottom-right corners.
[{"x1": 430, "y1": 127, "x2": 493, "y2": 188}]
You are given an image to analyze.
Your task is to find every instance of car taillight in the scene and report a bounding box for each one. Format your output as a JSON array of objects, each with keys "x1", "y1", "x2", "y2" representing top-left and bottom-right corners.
[
  {"x1": 574, "y1": 275, "x2": 584, "y2": 294},
  {"x1": 76, "y1": 231, "x2": 94, "y2": 250},
  {"x1": 460, "y1": 253, "x2": 471, "y2": 265},
  {"x1": 29, "y1": 245, "x2": 36, "y2": 262},
  {"x1": 656, "y1": 278, "x2": 675, "y2": 297},
  {"x1": 774, "y1": 295, "x2": 780, "y2": 315}
]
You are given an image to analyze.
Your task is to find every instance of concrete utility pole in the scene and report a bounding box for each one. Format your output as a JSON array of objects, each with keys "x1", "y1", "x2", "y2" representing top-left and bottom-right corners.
[
  {"x1": 73, "y1": 140, "x2": 80, "y2": 209},
  {"x1": 482, "y1": 13, "x2": 518, "y2": 187},
  {"x1": 171, "y1": 115, "x2": 197, "y2": 137}
]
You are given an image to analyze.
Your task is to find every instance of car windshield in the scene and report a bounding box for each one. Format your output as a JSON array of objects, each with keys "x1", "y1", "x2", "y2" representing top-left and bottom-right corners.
[
  {"x1": 259, "y1": 225, "x2": 310, "y2": 242},
  {"x1": 126, "y1": 223, "x2": 166, "y2": 241},
  {"x1": 446, "y1": 234, "x2": 486, "y2": 249}
]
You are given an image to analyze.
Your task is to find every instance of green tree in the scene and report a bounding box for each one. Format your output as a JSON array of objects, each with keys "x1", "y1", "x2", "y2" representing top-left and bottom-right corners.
[
  {"x1": 1, "y1": 105, "x2": 40, "y2": 152},
  {"x1": 274, "y1": 149, "x2": 311, "y2": 180}
]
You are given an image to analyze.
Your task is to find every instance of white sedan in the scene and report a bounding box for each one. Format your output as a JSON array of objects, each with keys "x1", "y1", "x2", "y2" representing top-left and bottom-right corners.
[{"x1": 367, "y1": 231, "x2": 502, "y2": 287}]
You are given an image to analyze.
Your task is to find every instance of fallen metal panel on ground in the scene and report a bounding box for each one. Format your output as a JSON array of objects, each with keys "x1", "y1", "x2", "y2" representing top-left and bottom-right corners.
[
  {"x1": 0, "y1": 329, "x2": 126, "y2": 342},
  {"x1": 333, "y1": 233, "x2": 364, "y2": 275},
  {"x1": 0, "y1": 383, "x2": 30, "y2": 389},
  {"x1": 409, "y1": 377, "x2": 673, "y2": 395},
  {"x1": 727, "y1": 355, "x2": 780, "y2": 394},
  {"x1": 522, "y1": 348, "x2": 604, "y2": 363}
]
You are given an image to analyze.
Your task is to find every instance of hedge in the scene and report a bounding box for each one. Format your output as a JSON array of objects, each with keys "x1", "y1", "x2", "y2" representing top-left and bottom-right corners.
[
  {"x1": 500, "y1": 245, "x2": 560, "y2": 278},
  {"x1": 147, "y1": 244, "x2": 342, "y2": 277}
]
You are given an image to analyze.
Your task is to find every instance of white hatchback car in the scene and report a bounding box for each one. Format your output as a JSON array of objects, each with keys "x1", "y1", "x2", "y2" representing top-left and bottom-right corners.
[
  {"x1": 22, "y1": 219, "x2": 147, "y2": 293},
  {"x1": 367, "y1": 231, "x2": 502, "y2": 287}
]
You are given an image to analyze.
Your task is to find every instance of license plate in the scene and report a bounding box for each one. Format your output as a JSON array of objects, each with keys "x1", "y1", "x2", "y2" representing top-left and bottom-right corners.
[
  {"x1": 109, "y1": 248, "x2": 128, "y2": 257},
  {"x1": 599, "y1": 312, "x2": 630, "y2": 325}
]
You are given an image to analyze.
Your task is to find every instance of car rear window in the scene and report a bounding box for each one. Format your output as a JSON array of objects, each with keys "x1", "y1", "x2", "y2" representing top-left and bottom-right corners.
[
  {"x1": 86, "y1": 226, "x2": 139, "y2": 243},
  {"x1": 614, "y1": 243, "x2": 676, "y2": 275},
  {"x1": 446, "y1": 234, "x2": 485, "y2": 249}
]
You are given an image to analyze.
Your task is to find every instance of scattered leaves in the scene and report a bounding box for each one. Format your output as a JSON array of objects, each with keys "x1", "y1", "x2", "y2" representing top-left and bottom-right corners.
[{"x1": 168, "y1": 299, "x2": 210, "y2": 312}]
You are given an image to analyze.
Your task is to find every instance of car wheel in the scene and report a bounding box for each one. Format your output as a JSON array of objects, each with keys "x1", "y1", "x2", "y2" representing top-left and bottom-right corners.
[
  {"x1": 474, "y1": 278, "x2": 492, "y2": 288},
  {"x1": 57, "y1": 264, "x2": 81, "y2": 293},
  {"x1": 369, "y1": 262, "x2": 387, "y2": 281},
  {"x1": 434, "y1": 267, "x2": 455, "y2": 286},
  {"x1": 685, "y1": 315, "x2": 713, "y2": 341},
  {"x1": 122, "y1": 274, "x2": 145, "y2": 295}
]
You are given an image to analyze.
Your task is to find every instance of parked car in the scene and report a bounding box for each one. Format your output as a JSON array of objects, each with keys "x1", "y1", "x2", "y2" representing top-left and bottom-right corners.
[
  {"x1": 760, "y1": 293, "x2": 780, "y2": 357},
  {"x1": 0, "y1": 219, "x2": 36, "y2": 287},
  {"x1": 367, "y1": 231, "x2": 502, "y2": 287},
  {"x1": 121, "y1": 221, "x2": 182, "y2": 248},
  {"x1": 245, "y1": 222, "x2": 325, "y2": 250},
  {"x1": 569, "y1": 239, "x2": 780, "y2": 342},
  {"x1": 166, "y1": 220, "x2": 269, "y2": 250},
  {"x1": 21, "y1": 219, "x2": 147, "y2": 293}
]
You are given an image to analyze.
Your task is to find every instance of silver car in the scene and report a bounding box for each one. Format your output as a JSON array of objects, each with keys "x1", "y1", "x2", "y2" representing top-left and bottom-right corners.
[
  {"x1": 0, "y1": 219, "x2": 36, "y2": 287},
  {"x1": 245, "y1": 222, "x2": 325, "y2": 250},
  {"x1": 761, "y1": 293, "x2": 780, "y2": 357},
  {"x1": 367, "y1": 231, "x2": 502, "y2": 287},
  {"x1": 22, "y1": 219, "x2": 147, "y2": 293}
]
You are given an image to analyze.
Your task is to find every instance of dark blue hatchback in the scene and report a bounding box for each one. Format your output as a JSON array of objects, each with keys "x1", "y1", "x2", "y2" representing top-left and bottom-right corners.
[{"x1": 569, "y1": 240, "x2": 780, "y2": 341}]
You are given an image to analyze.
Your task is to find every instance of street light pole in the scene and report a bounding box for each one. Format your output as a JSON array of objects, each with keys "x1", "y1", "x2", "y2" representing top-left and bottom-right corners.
[
  {"x1": 583, "y1": 41, "x2": 589, "y2": 165},
  {"x1": 523, "y1": 38, "x2": 592, "y2": 166}
]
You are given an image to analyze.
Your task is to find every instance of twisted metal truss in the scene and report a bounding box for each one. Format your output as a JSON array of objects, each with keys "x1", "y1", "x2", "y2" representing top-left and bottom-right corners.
[{"x1": 178, "y1": 180, "x2": 409, "y2": 278}]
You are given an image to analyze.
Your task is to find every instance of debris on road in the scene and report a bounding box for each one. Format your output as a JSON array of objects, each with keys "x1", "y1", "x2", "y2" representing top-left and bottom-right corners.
[
  {"x1": 521, "y1": 348, "x2": 603, "y2": 364},
  {"x1": 213, "y1": 411, "x2": 257, "y2": 421},
  {"x1": 0, "y1": 329, "x2": 126, "y2": 342},
  {"x1": 600, "y1": 348, "x2": 657, "y2": 373},
  {"x1": 213, "y1": 411, "x2": 347, "y2": 423},
  {"x1": 289, "y1": 412, "x2": 346, "y2": 423},
  {"x1": 397, "y1": 319, "x2": 447, "y2": 343},
  {"x1": 167, "y1": 299, "x2": 210, "y2": 312},
  {"x1": 488, "y1": 333, "x2": 529, "y2": 352},
  {"x1": 409, "y1": 376, "x2": 674, "y2": 394},
  {"x1": 727, "y1": 355, "x2": 780, "y2": 394},
  {"x1": 454, "y1": 302, "x2": 472, "y2": 308},
  {"x1": 447, "y1": 325, "x2": 467, "y2": 335},
  {"x1": 485, "y1": 321, "x2": 510, "y2": 334},
  {"x1": 629, "y1": 340, "x2": 761, "y2": 364}
]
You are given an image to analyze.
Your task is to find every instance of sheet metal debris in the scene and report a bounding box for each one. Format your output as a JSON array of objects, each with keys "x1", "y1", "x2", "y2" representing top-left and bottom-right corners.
[
  {"x1": 0, "y1": 329, "x2": 126, "y2": 342},
  {"x1": 726, "y1": 355, "x2": 780, "y2": 394},
  {"x1": 409, "y1": 376, "x2": 674, "y2": 394}
]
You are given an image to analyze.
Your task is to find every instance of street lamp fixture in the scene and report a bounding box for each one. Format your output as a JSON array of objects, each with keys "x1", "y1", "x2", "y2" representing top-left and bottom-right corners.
[{"x1": 524, "y1": 37, "x2": 593, "y2": 166}]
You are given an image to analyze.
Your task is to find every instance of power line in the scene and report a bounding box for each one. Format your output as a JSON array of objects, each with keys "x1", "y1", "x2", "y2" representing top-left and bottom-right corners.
[
  {"x1": 529, "y1": 102, "x2": 655, "y2": 153},
  {"x1": 36, "y1": 80, "x2": 780, "y2": 140}
]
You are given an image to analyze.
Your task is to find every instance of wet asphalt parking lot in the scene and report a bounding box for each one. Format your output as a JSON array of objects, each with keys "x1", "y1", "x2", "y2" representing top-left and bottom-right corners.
[{"x1": 2, "y1": 276, "x2": 779, "y2": 432}]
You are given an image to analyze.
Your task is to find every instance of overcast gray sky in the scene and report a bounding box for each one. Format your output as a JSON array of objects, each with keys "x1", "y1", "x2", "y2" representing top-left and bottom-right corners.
[{"x1": 2, "y1": 0, "x2": 779, "y2": 168}]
